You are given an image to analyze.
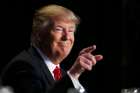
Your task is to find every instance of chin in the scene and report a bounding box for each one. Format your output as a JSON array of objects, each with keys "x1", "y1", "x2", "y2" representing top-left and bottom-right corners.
[{"x1": 59, "y1": 51, "x2": 70, "y2": 60}]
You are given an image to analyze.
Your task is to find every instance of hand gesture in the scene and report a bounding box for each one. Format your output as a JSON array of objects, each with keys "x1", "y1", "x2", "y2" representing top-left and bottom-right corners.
[{"x1": 69, "y1": 45, "x2": 103, "y2": 79}]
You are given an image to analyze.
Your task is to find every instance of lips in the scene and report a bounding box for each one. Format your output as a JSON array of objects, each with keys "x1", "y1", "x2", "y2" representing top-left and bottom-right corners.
[{"x1": 58, "y1": 42, "x2": 68, "y2": 47}]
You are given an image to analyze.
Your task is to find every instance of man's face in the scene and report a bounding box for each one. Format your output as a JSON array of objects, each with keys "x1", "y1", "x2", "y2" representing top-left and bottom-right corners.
[{"x1": 40, "y1": 19, "x2": 76, "y2": 63}]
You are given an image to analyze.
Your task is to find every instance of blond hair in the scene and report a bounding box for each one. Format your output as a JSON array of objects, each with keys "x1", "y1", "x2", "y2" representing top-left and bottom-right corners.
[{"x1": 31, "y1": 4, "x2": 80, "y2": 46}]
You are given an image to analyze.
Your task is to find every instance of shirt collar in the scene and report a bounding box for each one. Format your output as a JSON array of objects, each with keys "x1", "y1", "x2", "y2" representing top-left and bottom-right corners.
[{"x1": 35, "y1": 46, "x2": 60, "y2": 76}]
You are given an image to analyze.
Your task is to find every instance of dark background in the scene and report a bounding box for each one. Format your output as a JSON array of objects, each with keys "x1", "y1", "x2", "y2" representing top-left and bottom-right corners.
[{"x1": 0, "y1": 0, "x2": 140, "y2": 93}]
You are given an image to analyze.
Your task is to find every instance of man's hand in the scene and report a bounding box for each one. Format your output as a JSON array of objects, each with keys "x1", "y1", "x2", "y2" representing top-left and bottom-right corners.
[{"x1": 68, "y1": 45, "x2": 103, "y2": 79}]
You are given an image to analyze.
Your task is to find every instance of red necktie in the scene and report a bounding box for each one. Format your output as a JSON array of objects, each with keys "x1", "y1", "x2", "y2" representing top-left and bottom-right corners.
[{"x1": 53, "y1": 66, "x2": 62, "y2": 80}]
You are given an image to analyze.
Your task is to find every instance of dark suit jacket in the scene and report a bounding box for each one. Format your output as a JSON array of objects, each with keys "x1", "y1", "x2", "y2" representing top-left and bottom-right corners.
[{"x1": 1, "y1": 47, "x2": 75, "y2": 93}]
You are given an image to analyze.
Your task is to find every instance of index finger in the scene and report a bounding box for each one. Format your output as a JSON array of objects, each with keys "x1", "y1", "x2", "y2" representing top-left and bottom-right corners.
[{"x1": 80, "y1": 45, "x2": 96, "y2": 55}]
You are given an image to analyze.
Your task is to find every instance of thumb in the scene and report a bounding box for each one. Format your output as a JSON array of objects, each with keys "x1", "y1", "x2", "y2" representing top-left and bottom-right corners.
[{"x1": 95, "y1": 55, "x2": 103, "y2": 61}]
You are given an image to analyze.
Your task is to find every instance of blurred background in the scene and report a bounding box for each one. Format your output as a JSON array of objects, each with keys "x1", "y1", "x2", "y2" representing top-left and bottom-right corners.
[{"x1": 0, "y1": 0, "x2": 140, "y2": 93}]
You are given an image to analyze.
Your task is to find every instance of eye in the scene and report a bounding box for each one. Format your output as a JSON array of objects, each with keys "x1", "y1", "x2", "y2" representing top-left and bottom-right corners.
[
  {"x1": 54, "y1": 27, "x2": 63, "y2": 32},
  {"x1": 69, "y1": 28, "x2": 76, "y2": 33}
]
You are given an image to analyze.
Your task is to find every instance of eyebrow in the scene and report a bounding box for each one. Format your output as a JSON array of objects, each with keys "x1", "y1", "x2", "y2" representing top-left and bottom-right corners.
[{"x1": 55, "y1": 25, "x2": 76, "y2": 30}]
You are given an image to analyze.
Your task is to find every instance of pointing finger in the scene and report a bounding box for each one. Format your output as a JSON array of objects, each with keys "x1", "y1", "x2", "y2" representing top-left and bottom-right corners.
[{"x1": 80, "y1": 45, "x2": 96, "y2": 55}]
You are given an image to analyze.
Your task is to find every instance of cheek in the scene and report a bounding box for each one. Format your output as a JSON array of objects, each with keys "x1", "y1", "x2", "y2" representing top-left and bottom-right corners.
[
  {"x1": 51, "y1": 35, "x2": 62, "y2": 48},
  {"x1": 48, "y1": 32, "x2": 60, "y2": 43},
  {"x1": 70, "y1": 36, "x2": 75, "y2": 45},
  {"x1": 52, "y1": 33, "x2": 62, "y2": 41}
]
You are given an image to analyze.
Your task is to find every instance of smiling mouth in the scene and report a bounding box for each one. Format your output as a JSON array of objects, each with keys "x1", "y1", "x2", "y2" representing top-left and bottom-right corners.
[{"x1": 58, "y1": 42, "x2": 68, "y2": 47}]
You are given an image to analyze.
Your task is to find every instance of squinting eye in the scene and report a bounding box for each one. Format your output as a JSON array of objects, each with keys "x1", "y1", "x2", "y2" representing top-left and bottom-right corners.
[
  {"x1": 55, "y1": 27, "x2": 63, "y2": 32},
  {"x1": 69, "y1": 30, "x2": 75, "y2": 34},
  {"x1": 69, "y1": 29, "x2": 75, "y2": 33}
]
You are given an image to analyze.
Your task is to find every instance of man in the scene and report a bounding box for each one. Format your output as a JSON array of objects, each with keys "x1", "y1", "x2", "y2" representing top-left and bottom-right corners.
[{"x1": 1, "y1": 4, "x2": 103, "y2": 93}]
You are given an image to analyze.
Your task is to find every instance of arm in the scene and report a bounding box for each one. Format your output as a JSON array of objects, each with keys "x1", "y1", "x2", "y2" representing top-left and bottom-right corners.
[{"x1": 68, "y1": 45, "x2": 103, "y2": 92}]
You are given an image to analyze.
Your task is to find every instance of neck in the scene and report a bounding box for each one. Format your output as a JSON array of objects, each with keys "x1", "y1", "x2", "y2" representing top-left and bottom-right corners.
[{"x1": 49, "y1": 57, "x2": 62, "y2": 65}]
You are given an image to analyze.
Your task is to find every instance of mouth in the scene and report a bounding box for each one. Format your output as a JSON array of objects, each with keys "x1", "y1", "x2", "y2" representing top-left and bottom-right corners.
[{"x1": 58, "y1": 42, "x2": 68, "y2": 47}]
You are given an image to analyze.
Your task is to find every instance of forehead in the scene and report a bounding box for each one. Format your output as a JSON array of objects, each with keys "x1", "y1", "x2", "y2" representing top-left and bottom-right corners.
[{"x1": 53, "y1": 19, "x2": 76, "y2": 28}]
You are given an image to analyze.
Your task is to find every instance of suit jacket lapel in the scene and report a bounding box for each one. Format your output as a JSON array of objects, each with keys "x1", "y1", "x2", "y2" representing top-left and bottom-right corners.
[{"x1": 28, "y1": 47, "x2": 55, "y2": 85}]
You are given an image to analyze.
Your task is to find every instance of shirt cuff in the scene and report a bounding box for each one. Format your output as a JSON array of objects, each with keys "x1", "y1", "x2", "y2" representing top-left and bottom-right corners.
[{"x1": 67, "y1": 71, "x2": 85, "y2": 93}]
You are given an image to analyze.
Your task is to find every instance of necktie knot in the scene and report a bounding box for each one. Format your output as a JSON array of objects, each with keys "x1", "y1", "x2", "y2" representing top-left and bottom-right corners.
[{"x1": 53, "y1": 66, "x2": 62, "y2": 80}]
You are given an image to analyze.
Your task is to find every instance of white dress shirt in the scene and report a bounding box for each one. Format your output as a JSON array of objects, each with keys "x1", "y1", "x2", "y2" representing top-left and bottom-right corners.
[
  {"x1": 35, "y1": 47, "x2": 85, "y2": 93},
  {"x1": 35, "y1": 47, "x2": 60, "y2": 80}
]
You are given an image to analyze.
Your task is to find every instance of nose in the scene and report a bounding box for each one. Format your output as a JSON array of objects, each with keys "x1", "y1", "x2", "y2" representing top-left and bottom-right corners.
[{"x1": 61, "y1": 30, "x2": 70, "y2": 41}]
